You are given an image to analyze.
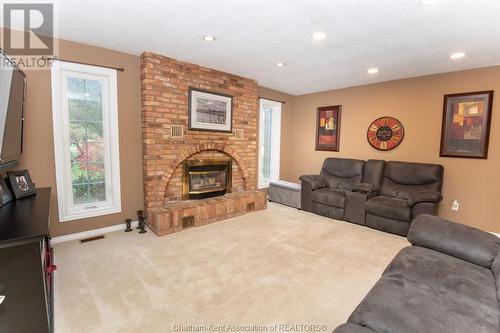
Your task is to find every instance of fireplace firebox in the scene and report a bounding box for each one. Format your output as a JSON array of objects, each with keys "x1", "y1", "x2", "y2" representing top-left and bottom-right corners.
[{"x1": 182, "y1": 158, "x2": 232, "y2": 200}]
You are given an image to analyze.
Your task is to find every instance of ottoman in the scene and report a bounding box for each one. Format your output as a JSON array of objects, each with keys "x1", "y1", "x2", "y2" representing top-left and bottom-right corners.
[{"x1": 269, "y1": 180, "x2": 301, "y2": 209}]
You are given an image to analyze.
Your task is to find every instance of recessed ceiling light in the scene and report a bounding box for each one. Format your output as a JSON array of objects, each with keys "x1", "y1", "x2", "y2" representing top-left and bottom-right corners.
[
  {"x1": 202, "y1": 35, "x2": 215, "y2": 41},
  {"x1": 420, "y1": 0, "x2": 440, "y2": 5},
  {"x1": 450, "y1": 52, "x2": 465, "y2": 60},
  {"x1": 276, "y1": 62, "x2": 286, "y2": 67},
  {"x1": 312, "y1": 32, "x2": 326, "y2": 41},
  {"x1": 367, "y1": 68, "x2": 379, "y2": 74}
]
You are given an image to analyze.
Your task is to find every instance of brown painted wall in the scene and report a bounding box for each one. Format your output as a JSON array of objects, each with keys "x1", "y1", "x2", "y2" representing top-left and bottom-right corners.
[
  {"x1": 12, "y1": 38, "x2": 143, "y2": 237},
  {"x1": 4, "y1": 27, "x2": 499, "y2": 235},
  {"x1": 282, "y1": 66, "x2": 500, "y2": 233}
]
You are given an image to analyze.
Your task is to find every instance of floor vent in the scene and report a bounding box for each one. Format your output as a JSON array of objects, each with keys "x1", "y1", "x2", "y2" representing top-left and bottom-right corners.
[
  {"x1": 79, "y1": 235, "x2": 105, "y2": 243},
  {"x1": 171, "y1": 124, "x2": 184, "y2": 138},
  {"x1": 234, "y1": 129, "x2": 244, "y2": 139},
  {"x1": 247, "y1": 202, "x2": 255, "y2": 212},
  {"x1": 182, "y1": 215, "x2": 195, "y2": 228}
]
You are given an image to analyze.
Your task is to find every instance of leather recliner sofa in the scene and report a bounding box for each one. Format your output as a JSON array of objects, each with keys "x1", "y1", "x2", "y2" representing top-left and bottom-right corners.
[
  {"x1": 364, "y1": 161, "x2": 444, "y2": 236},
  {"x1": 300, "y1": 158, "x2": 365, "y2": 220},
  {"x1": 300, "y1": 158, "x2": 444, "y2": 236},
  {"x1": 333, "y1": 214, "x2": 500, "y2": 333}
]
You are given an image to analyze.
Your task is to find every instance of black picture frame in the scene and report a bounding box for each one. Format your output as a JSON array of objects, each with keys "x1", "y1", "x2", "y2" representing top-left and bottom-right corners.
[
  {"x1": 315, "y1": 105, "x2": 342, "y2": 151},
  {"x1": 439, "y1": 91, "x2": 494, "y2": 159},
  {"x1": 7, "y1": 169, "x2": 36, "y2": 199},
  {"x1": 188, "y1": 87, "x2": 233, "y2": 133},
  {"x1": 0, "y1": 177, "x2": 13, "y2": 206}
]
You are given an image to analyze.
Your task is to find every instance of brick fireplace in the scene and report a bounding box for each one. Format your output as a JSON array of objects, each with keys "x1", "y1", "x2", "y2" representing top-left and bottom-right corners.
[{"x1": 141, "y1": 53, "x2": 266, "y2": 235}]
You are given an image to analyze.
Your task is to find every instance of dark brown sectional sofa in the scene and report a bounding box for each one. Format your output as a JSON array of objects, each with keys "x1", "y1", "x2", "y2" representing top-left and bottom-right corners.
[
  {"x1": 300, "y1": 158, "x2": 444, "y2": 236},
  {"x1": 334, "y1": 214, "x2": 500, "y2": 333}
]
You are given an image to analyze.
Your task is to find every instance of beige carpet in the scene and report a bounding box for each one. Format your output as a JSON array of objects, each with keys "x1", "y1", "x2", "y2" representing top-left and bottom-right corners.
[{"x1": 54, "y1": 203, "x2": 408, "y2": 333}]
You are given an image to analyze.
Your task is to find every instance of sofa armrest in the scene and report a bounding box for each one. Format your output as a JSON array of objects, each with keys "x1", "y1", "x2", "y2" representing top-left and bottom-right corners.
[
  {"x1": 352, "y1": 183, "x2": 378, "y2": 194},
  {"x1": 408, "y1": 214, "x2": 500, "y2": 268},
  {"x1": 333, "y1": 323, "x2": 376, "y2": 333},
  {"x1": 406, "y1": 190, "x2": 443, "y2": 206},
  {"x1": 299, "y1": 174, "x2": 327, "y2": 190}
]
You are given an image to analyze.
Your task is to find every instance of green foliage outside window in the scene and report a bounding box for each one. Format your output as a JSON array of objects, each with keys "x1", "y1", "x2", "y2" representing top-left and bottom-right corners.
[{"x1": 67, "y1": 78, "x2": 107, "y2": 204}]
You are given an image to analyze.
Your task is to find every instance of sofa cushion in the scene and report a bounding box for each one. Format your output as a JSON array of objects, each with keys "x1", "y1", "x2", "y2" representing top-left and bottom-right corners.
[
  {"x1": 384, "y1": 246, "x2": 499, "y2": 314},
  {"x1": 361, "y1": 159, "x2": 386, "y2": 189},
  {"x1": 348, "y1": 271, "x2": 500, "y2": 333},
  {"x1": 311, "y1": 188, "x2": 345, "y2": 208},
  {"x1": 365, "y1": 214, "x2": 411, "y2": 237},
  {"x1": 408, "y1": 215, "x2": 500, "y2": 268},
  {"x1": 365, "y1": 196, "x2": 411, "y2": 221},
  {"x1": 320, "y1": 158, "x2": 364, "y2": 191},
  {"x1": 380, "y1": 161, "x2": 443, "y2": 198},
  {"x1": 311, "y1": 202, "x2": 344, "y2": 220}
]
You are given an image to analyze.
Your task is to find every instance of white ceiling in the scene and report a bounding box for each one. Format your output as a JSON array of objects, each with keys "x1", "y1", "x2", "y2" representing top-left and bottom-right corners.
[{"x1": 7, "y1": 0, "x2": 500, "y2": 95}]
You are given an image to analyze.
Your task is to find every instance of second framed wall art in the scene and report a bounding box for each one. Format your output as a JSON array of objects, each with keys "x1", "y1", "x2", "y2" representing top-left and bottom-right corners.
[
  {"x1": 439, "y1": 90, "x2": 494, "y2": 159},
  {"x1": 315, "y1": 105, "x2": 341, "y2": 151}
]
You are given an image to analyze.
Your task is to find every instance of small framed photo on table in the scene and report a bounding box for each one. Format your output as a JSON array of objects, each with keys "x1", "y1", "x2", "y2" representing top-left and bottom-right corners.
[
  {"x1": 0, "y1": 178, "x2": 13, "y2": 207},
  {"x1": 7, "y1": 169, "x2": 36, "y2": 199}
]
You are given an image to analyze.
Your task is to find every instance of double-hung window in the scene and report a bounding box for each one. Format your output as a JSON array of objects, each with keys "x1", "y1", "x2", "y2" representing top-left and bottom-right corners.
[
  {"x1": 258, "y1": 98, "x2": 282, "y2": 189},
  {"x1": 51, "y1": 61, "x2": 121, "y2": 222}
]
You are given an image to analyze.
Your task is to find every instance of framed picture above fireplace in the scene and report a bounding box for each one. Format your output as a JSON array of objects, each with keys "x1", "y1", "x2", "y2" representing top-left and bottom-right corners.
[{"x1": 188, "y1": 88, "x2": 233, "y2": 132}]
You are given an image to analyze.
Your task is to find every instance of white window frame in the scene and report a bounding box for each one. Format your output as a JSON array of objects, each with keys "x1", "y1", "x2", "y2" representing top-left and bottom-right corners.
[
  {"x1": 258, "y1": 98, "x2": 281, "y2": 189},
  {"x1": 51, "y1": 61, "x2": 121, "y2": 222}
]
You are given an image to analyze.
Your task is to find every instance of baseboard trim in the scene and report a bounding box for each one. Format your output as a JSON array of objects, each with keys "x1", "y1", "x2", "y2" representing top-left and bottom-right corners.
[
  {"x1": 50, "y1": 222, "x2": 500, "y2": 244},
  {"x1": 51, "y1": 221, "x2": 139, "y2": 244}
]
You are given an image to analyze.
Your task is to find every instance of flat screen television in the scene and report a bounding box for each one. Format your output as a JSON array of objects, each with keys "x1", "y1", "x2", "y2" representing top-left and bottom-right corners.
[{"x1": 0, "y1": 50, "x2": 26, "y2": 168}]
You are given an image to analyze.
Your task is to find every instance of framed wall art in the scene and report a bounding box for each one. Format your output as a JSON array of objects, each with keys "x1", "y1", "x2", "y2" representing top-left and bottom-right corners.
[
  {"x1": 315, "y1": 105, "x2": 341, "y2": 151},
  {"x1": 367, "y1": 116, "x2": 405, "y2": 151},
  {"x1": 440, "y1": 91, "x2": 494, "y2": 159},
  {"x1": 188, "y1": 88, "x2": 233, "y2": 132}
]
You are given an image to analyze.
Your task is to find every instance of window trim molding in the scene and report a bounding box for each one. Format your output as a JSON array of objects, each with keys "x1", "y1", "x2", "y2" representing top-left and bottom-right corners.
[
  {"x1": 258, "y1": 98, "x2": 281, "y2": 189},
  {"x1": 51, "y1": 60, "x2": 121, "y2": 222}
]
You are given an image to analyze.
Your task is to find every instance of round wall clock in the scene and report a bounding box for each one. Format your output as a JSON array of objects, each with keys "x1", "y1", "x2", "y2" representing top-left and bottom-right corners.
[{"x1": 367, "y1": 117, "x2": 405, "y2": 151}]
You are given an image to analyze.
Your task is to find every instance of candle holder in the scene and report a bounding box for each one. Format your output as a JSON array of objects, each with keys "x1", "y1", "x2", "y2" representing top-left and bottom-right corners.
[
  {"x1": 124, "y1": 218, "x2": 132, "y2": 232},
  {"x1": 136, "y1": 210, "x2": 143, "y2": 229},
  {"x1": 137, "y1": 210, "x2": 147, "y2": 234}
]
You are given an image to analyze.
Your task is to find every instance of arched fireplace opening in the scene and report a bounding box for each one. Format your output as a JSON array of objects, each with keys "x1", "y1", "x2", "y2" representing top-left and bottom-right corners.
[{"x1": 182, "y1": 157, "x2": 232, "y2": 200}]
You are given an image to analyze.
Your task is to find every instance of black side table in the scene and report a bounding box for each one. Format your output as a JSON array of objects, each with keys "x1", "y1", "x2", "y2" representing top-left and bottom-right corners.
[{"x1": 344, "y1": 191, "x2": 371, "y2": 225}]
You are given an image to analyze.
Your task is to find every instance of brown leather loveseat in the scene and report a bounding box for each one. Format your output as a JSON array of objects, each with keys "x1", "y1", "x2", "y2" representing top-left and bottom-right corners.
[{"x1": 300, "y1": 158, "x2": 444, "y2": 236}]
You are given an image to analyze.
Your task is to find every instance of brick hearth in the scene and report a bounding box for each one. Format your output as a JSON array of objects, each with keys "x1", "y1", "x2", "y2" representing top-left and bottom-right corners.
[
  {"x1": 147, "y1": 191, "x2": 267, "y2": 236},
  {"x1": 141, "y1": 52, "x2": 264, "y2": 235}
]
